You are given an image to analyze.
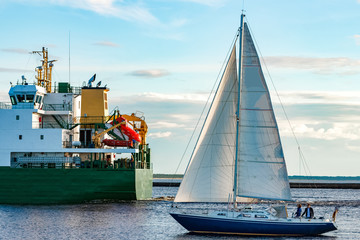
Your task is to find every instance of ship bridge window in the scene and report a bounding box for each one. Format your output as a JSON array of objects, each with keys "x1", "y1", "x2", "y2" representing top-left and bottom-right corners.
[
  {"x1": 255, "y1": 215, "x2": 268, "y2": 219},
  {"x1": 10, "y1": 96, "x2": 17, "y2": 105},
  {"x1": 35, "y1": 95, "x2": 43, "y2": 103},
  {"x1": 17, "y1": 95, "x2": 25, "y2": 103},
  {"x1": 26, "y1": 94, "x2": 34, "y2": 103}
]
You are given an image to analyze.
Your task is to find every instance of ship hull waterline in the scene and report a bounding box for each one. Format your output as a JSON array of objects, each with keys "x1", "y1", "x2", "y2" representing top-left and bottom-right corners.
[
  {"x1": 170, "y1": 213, "x2": 337, "y2": 236},
  {"x1": 0, "y1": 167, "x2": 152, "y2": 205}
]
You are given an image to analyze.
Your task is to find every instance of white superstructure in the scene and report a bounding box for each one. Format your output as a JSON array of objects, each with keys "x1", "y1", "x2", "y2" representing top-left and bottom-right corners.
[{"x1": 0, "y1": 47, "x2": 138, "y2": 168}]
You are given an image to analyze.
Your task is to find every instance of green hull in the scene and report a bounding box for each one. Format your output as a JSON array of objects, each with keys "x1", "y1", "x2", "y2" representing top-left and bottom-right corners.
[{"x1": 0, "y1": 167, "x2": 152, "y2": 204}]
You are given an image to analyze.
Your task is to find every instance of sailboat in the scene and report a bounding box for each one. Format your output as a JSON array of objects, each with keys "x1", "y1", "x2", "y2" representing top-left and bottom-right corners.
[{"x1": 170, "y1": 13, "x2": 338, "y2": 236}]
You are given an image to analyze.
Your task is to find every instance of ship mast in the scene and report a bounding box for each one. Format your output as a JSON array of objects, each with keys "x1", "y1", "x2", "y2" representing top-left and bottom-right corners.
[
  {"x1": 233, "y1": 12, "x2": 245, "y2": 207},
  {"x1": 32, "y1": 47, "x2": 57, "y2": 93}
]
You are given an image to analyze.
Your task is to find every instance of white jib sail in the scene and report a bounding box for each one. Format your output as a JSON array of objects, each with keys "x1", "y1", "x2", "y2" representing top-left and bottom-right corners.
[
  {"x1": 236, "y1": 23, "x2": 292, "y2": 201},
  {"x1": 175, "y1": 46, "x2": 238, "y2": 202}
]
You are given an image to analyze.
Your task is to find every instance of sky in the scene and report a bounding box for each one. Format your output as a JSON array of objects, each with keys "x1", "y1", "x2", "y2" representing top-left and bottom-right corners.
[{"x1": 0, "y1": 0, "x2": 360, "y2": 176}]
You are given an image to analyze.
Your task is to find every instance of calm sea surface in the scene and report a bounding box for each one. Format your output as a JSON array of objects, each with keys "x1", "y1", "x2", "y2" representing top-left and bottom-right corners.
[{"x1": 0, "y1": 187, "x2": 359, "y2": 240}]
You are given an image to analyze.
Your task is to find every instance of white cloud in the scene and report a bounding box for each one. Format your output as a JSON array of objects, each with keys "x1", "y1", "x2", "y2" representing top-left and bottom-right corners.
[
  {"x1": 149, "y1": 121, "x2": 185, "y2": 129},
  {"x1": 272, "y1": 91, "x2": 360, "y2": 141},
  {"x1": 131, "y1": 69, "x2": 169, "y2": 78},
  {"x1": 17, "y1": 0, "x2": 158, "y2": 24},
  {"x1": 148, "y1": 131, "x2": 172, "y2": 138},
  {"x1": 57, "y1": 61, "x2": 220, "y2": 74},
  {"x1": 272, "y1": 91, "x2": 360, "y2": 106},
  {"x1": 0, "y1": 67, "x2": 32, "y2": 73},
  {"x1": 134, "y1": 92, "x2": 209, "y2": 103},
  {"x1": 93, "y1": 41, "x2": 119, "y2": 47},
  {"x1": 168, "y1": 114, "x2": 196, "y2": 122},
  {"x1": 346, "y1": 143, "x2": 360, "y2": 152},
  {"x1": 354, "y1": 34, "x2": 360, "y2": 46},
  {"x1": 1, "y1": 48, "x2": 29, "y2": 54},
  {"x1": 169, "y1": 18, "x2": 188, "y2": 28},
  {"x1": 263, "y1": 56, "x2": 360, "y2": 75},
  {"x1": 278, "y1": 118, "x2": 360, "y2": 141},
  {"x1": 0, "y1": 92, "x2": 9, "y2": 102},
  {"x1": 180, "y1": 0, "x2": 226, "y2": 7}
]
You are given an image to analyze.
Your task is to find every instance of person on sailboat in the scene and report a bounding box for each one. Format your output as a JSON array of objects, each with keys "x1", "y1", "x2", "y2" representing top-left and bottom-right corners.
[
  {"x1": 301, "y1": 203, "x2": 314, "y2": 219},
  {"x1": 294, "y1": 204, "x2": 302, "y2": 218}
]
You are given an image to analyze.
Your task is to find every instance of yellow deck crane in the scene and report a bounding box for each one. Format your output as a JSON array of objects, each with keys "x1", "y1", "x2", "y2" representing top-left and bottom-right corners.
[
  {"x1": 92, "y1": 121, "x2": 125, "y2": 148},
  {"x1": 121, "y1": 113, "x2": 149, "y2": 168},
  {"x1": 92, "y1": 111, "x2": 150, "y2": 169},
  {"x1": 121, "y1": 113, "x2": 148, "y2": 146}
]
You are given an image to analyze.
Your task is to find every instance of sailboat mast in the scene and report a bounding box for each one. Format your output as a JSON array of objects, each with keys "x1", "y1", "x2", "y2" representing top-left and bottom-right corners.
[{"x1": 233, "y1": 13, "x2": 245, "y2": 206}]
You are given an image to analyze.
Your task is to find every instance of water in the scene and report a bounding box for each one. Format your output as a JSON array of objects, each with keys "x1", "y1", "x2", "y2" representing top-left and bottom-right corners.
[{"x1": 0, "y1": 188, "x2": 359, "y2": 240}]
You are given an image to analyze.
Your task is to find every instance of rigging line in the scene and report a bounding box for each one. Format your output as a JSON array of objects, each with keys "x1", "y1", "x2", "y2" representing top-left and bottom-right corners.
[
  {"x1": 245, "y1": 16, "x2": 313, "y2": 177},
  {"x1": 300, "y1": 148, "x2": 312, "y2": 175},
  {"x1": 69, "y1": 31, "x2": 71, "y2": 84},
  {"x1": 172, "y1": 30, "x2": 239, "y2": 200},
  {"x1": 172, "y1": 29, "x2": 239, "y2": 177},
  {"x1": 185, "y1": 51, "x2": 238, "y2": 201},
  {"x1": 24, "y1": 52, "x2": 32, "y2": 71}
]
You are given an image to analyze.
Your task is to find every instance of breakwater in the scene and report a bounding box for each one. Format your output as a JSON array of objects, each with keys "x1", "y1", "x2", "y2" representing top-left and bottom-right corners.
[{"x1": 153, "y1": 176, "x2": 360, "y2": 189}]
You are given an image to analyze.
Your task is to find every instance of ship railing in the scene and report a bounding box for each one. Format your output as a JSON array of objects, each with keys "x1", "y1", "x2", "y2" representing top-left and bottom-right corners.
[
  {"x1": 134, "y1": 161, "x2": 152, "y2": 170},
  {"x1": 59, "y1": 141, "x2": 92, "y2": 148},
  {"x1": 75, "y1": 116, "x2": 112, "y2": 125},
  {"x1": 64, "y1": 116, "x2": 121, "y2": 126},
  {"x1": 52, "y1": 86, "x2": 82, "y2": 95},
  {"x1": 43, "y1": 103, "x2": 72, "y2": 111},
  {"x1": 0, "y1": 102, "x2": 12, "y2": 109},
  {"x1": 33, "y1": 120, "x2": 74, "y2": 129},
  {"x1": 0, "y1": 102, "x2": 37, "y2": 109},
  {"x1": 17, "y1": 156, "x2": 74, "y2": 163},
  {"x1": 0, "y1": 102, "x2": 71, "y2": 110},
  {"x1": 112, "y1": 158, "x2": 152, "y2": 170},
  {"x1": 12, "y1": 103, "x2": 36, "y2": 109},
  {"x1": 13, "y1": 156, "x2": 78, "y2": 169}
]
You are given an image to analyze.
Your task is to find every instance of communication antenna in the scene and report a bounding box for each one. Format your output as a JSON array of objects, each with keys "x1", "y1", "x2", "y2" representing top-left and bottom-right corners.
[
  {"x1": 69, "y1": 31, "x2": 71, "y2": 85},
  {"x1": 87, "y1": 74, "x2": 96, "y2": 87}
]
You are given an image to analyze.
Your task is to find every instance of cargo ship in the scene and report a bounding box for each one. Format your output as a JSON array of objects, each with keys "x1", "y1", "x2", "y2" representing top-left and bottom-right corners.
[{"x1": 0, "y1": 48, "x2": 152, "y2": 204}]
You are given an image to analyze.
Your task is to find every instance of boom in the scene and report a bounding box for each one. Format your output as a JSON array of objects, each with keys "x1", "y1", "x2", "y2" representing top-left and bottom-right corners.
[{"x1": 92, "y1": 121, "x2": 125, "y2": 148}]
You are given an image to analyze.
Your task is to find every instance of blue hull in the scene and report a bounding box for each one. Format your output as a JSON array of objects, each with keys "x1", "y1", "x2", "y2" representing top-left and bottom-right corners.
[{"x1": 170, "y1": 213, "x2": 337, "y2": 236}]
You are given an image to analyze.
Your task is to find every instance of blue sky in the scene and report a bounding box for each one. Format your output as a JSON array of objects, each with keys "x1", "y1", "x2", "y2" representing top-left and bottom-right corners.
[{"x1": 1, "y1": 0, "x2": 360, "y2": 176}]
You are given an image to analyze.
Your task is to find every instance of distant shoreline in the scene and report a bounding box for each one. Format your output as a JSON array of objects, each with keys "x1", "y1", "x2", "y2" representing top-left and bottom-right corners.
[
  {"x1": 153, "y1": 174, "x2": 360, "y2": 189},
  {"x1": 154, "y1": 174, "x2": 360, "y2": 180}
]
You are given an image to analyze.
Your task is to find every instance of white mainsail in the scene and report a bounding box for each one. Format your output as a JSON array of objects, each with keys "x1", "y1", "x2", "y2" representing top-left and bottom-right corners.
[
  {"x1": 175, "y1": 46, "x2": 238, "y2": 202},
  {"x1": 175, "y1": 21, "x2": 291, "y2": 203},
  {"x1": 236, "y1": 23, "x2": 291, "y2": 201}
]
